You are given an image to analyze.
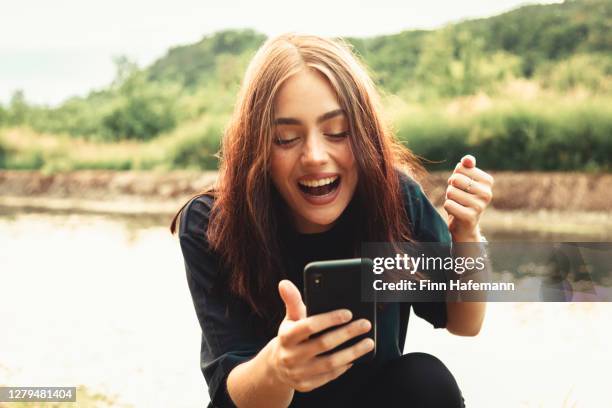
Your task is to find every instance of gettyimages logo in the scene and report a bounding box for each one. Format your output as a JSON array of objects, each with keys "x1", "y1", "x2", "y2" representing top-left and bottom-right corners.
[{"x1": 359, "y1": 242, "x2": 612, "y2": 302}]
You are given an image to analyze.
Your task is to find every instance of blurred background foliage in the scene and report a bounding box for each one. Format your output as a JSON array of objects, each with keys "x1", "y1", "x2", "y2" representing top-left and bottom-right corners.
[{"x1": 0, "y1": 0, "x2": 610, "y2": 172}]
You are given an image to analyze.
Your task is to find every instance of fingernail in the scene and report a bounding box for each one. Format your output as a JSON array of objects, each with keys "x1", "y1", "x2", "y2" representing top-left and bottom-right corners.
[{"x1": 343, "y1": 310, "x2": 352, "y2": 321}]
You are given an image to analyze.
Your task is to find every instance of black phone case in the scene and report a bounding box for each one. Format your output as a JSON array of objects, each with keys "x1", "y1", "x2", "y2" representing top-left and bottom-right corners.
[{"x1": 303, "y1": 258, "x2": 376, "y2": 364}]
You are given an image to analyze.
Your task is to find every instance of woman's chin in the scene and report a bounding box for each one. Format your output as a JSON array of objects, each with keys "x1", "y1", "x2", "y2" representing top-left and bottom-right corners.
[
  {"x1": 296, "y1": 211, "x2": 342, "y2": 233},
  {"x1": 284, "y1": 189, "x2": 351, "y2": 233}
]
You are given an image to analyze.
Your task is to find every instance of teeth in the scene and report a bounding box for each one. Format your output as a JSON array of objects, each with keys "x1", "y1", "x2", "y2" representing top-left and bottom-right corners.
[{"x1": 298, "y1": 176, "x2": 338, "y2": 188}]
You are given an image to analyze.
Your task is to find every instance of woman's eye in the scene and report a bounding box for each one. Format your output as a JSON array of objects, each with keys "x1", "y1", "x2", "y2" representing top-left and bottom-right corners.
[
  {"x1": 274, "y1": 138, "x2": 297, "y2": 146},
  {"x1": 273, "y1": 130, "x2": 348, "y2": 145},
  {"x1": 325, "y1": 131, "x2": 349, "y2": 139},
  {"x1": 274, "y1": 129, "x2": 302, "y2": 146}
]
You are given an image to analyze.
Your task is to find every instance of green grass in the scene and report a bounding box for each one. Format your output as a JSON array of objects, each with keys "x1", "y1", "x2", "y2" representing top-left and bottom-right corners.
[
  {"x1": 0, "y1": 114, "x2": 228, "y2": 173},
  {"x1": 1, "y1": 90, "x2": 610, "y2": 173},
  {"x1": 391, "y1": 95, "x2": 612, "y2": 171}
]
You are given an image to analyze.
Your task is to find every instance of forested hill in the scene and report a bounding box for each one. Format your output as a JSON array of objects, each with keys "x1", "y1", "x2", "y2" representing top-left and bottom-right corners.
[
  {"x1": 1, "y1": 0, "x2": 610, "y2": 146},
  {"x1": 147, "y1": 0, "x2": 610, "y2": 92}
]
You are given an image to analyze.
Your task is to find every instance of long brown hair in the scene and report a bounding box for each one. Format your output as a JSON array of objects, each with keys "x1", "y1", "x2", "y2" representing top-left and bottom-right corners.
[{"x1": 171, "y1": 33, "x2": 425, "y2": 332}]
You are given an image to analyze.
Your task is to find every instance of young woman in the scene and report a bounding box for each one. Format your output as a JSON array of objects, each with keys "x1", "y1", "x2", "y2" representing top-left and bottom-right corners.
[{"x1": 171, "y1": 33, "x2": 494, "y2": 408}]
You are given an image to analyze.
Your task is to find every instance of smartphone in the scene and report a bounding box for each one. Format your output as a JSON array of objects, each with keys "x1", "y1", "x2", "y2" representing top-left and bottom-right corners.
[{"x1": 303, "y1": 258, "x2": 376, "y2": 364}]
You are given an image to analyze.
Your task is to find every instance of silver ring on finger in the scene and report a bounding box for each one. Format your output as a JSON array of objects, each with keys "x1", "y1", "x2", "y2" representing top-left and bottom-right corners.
[{"x1": 466, "y1": 177, "x2": 474, "y2": 193}]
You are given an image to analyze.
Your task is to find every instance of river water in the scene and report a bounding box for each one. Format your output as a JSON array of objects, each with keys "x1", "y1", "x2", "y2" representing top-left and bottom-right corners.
[{"x1": 1, "y1": 208, "x2": 610, "y2": 407}]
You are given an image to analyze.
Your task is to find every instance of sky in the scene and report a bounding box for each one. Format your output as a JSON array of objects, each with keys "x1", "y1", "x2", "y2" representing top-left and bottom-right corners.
[{"x1": 0, "y1": 0, "x2": 560, "y2": 107}]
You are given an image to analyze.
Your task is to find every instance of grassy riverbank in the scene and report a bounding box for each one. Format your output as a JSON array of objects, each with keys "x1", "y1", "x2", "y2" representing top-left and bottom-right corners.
[{"x1": 1, "y1": 91, "x2": 611, "y2": 173}]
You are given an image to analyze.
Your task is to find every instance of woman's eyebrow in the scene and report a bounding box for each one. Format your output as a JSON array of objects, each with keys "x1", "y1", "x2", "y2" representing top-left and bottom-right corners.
[{"x1": 274, "y1": 109, "x2": 345, "y2": 126}]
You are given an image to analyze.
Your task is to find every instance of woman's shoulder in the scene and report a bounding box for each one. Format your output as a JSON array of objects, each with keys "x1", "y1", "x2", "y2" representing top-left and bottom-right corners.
[
  {"x1": 396, "y1": 170, "x2": 451, "y2": 244},
  {"x1": 177, "y1": 192, "x2": 226, "y2": 285},
  {"x1": 397, "y1": 170, "x2": 426, "y2": 203},
  {"x1": 397, "y1": 169, "x2": 428, "y2": 219},
  {"x1": 177, "y1": 192, "x2": 216, "y2": 239}
]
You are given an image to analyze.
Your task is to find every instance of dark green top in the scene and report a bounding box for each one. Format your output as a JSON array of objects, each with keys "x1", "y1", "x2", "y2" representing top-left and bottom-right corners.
[{"x1": 178, "y1": 172, "x2": 452, "y2": 408}]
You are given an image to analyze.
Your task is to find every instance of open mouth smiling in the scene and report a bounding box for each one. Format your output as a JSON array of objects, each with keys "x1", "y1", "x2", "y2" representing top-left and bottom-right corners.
[{"x1": 297, "y1": 175, "x2": 341, "y2": 197}]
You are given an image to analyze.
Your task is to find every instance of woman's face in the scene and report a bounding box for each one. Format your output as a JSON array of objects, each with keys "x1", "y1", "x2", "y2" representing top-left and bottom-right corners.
[{"x1": 271, "y1": 68, "x2": 358, "y2": 234}]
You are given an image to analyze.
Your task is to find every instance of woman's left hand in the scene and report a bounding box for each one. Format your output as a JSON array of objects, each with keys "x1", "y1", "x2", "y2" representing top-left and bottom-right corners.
[{"x1": 444, "y1": 155, "x2": 494, "y2": 242}]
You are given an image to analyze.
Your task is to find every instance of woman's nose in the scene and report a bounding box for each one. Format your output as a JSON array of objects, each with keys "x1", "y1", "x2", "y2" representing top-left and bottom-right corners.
[{"x1": 301, "y1": 134, "x2": 329, "y2": 167}]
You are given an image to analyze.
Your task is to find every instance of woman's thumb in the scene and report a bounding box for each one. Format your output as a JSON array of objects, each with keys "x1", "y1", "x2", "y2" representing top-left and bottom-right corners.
[
  {"x1": 278, "y1": 279, "x2": 306, "y2": 321},
  {"x1": 461, "y1": 154, "x2": 476, "y2": 168}
]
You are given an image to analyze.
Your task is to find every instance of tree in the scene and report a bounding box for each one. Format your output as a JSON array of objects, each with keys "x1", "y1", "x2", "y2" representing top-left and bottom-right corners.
[
  {"x1": 0, "y1": 104, "x2": 7, "y2": 126},
  {"x1": 111, "y1": 55, "x2": 140, "y2": 91},
  {"x1": 415, "y1": 28, "x2": 487, "y2": 97},
  {"x1": 8, "y1": 90, "x2": 28, "y2": 125}
]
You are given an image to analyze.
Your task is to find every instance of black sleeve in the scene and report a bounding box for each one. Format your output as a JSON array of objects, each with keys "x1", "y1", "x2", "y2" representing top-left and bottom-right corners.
[
  {"x1": 178, "y1": 196, "x2": 266, "y2": 407},
  {"x1": 400, "y1": 173, "x2": 451, "y2": 329}
]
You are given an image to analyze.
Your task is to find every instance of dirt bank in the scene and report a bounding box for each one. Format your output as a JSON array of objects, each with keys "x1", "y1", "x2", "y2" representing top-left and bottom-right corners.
[
  {"x1": 0, "y1": 170, "x2": 610, "y2": 212},
  {"x1": 425, "y1": 171, "x2": 611, "y2": 211}
]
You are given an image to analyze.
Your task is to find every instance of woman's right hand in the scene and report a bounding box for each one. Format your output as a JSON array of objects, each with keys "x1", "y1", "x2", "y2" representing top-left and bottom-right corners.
[{"x1": 266, "y1": 279, "x2": 375, "y2": 393}]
